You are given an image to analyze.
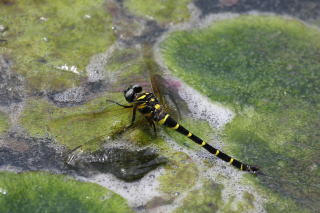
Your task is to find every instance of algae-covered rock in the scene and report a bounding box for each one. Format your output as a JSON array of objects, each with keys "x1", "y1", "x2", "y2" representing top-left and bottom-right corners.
[
  {"x1": 19, "y1": 95, "x2": 132, "y2": 150},
  {"x1": 0, "y1": 171, "x2": 133, "y2": 213},
  {"x1": 0, "y1": 133, "x2": 65, "y2": 171},
  {"x1": 161, "y1": 15, "x2": 320, "y2": 107},
  {"x1": 124, "y1": 0, "x2": 192, "y2": 24},
  {"x1": 0, "y1": 0, "x2": 115, "y2": 93},
  {"x1": 160, "y1": 15, "x2": 320, "y2": 212},
  {"x1": 0, "y1": 111, "x2": 8, "y2": 134},
  {"x1": 158, "y1": 152, "x2": 198, "y2": 196},
  {"x1": 175, "y1": 181, "x2": 259, "y2": 213},
  {"x1": 174, "y1": 181, "x2": 223, "y2": 213}
]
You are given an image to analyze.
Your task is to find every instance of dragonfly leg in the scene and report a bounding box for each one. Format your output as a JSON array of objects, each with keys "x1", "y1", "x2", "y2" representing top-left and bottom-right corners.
[
  {"x1": 151, "y1": 121, "x2": 157, "y2": 136},
  {"x1": 106, "y1": 99, "x2": 133, "y2": 108},
  {"x1": 127, "y1": 104, "x2": 137, "y2": 129}
]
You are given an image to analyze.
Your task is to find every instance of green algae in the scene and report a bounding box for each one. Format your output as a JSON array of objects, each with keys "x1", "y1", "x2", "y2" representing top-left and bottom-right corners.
[
  {"x1": 124, "y1": 0, "x2": 192, "y2": 24},
  {"x1": 0, "y1": 171, "x2": 133, "y2": 213},
  {"x1": 242, "y1": 175, "x2": 309, "y2": 213},
  {"x1": 0, "y1": 111, "x2": 9, "y2": 134},
  {"x1": 19, "y1": 94, "x2": 133, "y2": 150},
  {"x1": 0, "y1": 0, "x2": 115, "y2": 92},
  {"x1": 174, "y1": 180, "x2": 257, "y2": 213},
  {"x1": 158, "y1": 152, "x2": 198, "y2": 195},
  {"x1": 161, "y1": 16, "x2": 320, "y2": 108},
  {"x1": 174, "y1": 181, "x2": 224, "y2": 213},
  {"x1": 160, "y1": 15, "x2": 320, "y2": 211}
]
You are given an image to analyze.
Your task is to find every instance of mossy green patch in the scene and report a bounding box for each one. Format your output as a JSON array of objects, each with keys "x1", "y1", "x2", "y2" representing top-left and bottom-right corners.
[
  {"x1": 161, "y1": 15, "x2": 320, "y2": 211},
  {"x1": 0, "y1": 171, "x2": 133, "y2": 213},
  {"x1": 0, "y1": 0, "x2": 115, "y2": 92},
  {"x1": 19, "y1": 94, "x2": 134, "y2": 150},
  {"x1": 158, "y1": 152, "x2": 198, "y2": 195},
  {"x1": 161, "y1": 15, "x2": 320, "y2": 108},
  {"x1": 174, "y1": 181, "x2": 223, "y2": 213},
  {"x1": 174, "y1": 181, "x2": 257, "y2": 213},
  {"x1": 124, "y1": 0, "x2": 192, "y2": 24},
  {"x1": 0, "y1": 111, "x2": 9, "y2": 134}
]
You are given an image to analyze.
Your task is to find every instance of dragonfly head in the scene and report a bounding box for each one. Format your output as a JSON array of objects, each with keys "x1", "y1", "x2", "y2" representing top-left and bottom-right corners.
[{"x1": 124, "y1": 84, "x2": 142, "y2": 102}]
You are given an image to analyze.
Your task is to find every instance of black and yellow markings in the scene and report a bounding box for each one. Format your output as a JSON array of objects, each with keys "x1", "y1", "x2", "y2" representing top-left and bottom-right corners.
[
  {"x1": 215, "y1": 150, "x2": 220, "y2": 156},
  {"x1": 113, "y1": 89, "x2": 258, "y2": 174},
  {"x1": 171, "y1": 123, "x2": 179, "y2": 130},
  {"x1": 158, "y1": 114, "x2": 169, "y2": 125},
  {"x1": 170, "y1": 122, "x2": 257, "y2": 172},
  {"x1": 137, "y1": 95, "x2": 146, "y2": 100},
  {"x1": 229, "y1": 158, "x2": 234, "y2": 164}
]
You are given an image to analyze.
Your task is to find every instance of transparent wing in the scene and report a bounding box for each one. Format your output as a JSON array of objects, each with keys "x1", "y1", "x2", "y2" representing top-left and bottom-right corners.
[{"x1": 142, "y1": 46, "x2": 190, "y2": 121}]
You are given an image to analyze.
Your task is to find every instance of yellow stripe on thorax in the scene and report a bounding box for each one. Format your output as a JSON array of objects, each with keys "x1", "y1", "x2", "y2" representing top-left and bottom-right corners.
[
  {"x1": 215, "y1": 150, "x2": 220, "y2": 156},
  {"x1": 158, "y1": 114, "x2": 169, "y2": 125},
  {"x1": 137, "y1": 95, "x2": 146, "y2": 100},
  {"x1": 154, "y1": 104, "x2": 161, "y2": 109}
]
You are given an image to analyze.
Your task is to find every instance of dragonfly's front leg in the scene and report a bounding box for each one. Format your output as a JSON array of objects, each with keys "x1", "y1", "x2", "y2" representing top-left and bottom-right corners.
[{"x1": 106, "y1": 99, "x2": 133, "y2": 108}]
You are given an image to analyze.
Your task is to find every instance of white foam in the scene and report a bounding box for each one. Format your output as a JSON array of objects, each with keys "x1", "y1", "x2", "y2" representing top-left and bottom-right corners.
[
  {"x1": 79, "y1": 166, "x2": 165, "y2": 209},
  {"x1": 178, "y1": 81, "x2": 234, "y2": 129},
  {"x1": 86, "y1": 43, "x2": 118, "y2": 83}
]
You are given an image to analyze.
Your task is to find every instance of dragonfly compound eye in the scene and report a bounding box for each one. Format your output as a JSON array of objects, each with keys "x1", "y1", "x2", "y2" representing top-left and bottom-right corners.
[{"x1": 132, "y1": 84, "x2": 142, "y2": 93}]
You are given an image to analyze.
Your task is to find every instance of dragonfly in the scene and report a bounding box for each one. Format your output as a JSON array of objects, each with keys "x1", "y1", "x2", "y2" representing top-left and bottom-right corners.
[{"x1": 104, "y1": 47, "x2": 260, "y2": 174}]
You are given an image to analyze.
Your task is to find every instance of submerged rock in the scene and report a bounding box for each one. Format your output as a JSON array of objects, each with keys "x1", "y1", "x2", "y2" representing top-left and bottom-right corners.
[
  {"x1": 66, "y1": 147, "x2": 167, "y2": 182},
  {"x1": 0, "y1": 132, "x2": 65, "y2": 171}
]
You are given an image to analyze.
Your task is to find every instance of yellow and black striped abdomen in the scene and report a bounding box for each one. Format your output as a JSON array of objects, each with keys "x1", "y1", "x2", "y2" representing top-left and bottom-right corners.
[{"x1": 158, "y1": 114, "x2": 258, "y2": 173}]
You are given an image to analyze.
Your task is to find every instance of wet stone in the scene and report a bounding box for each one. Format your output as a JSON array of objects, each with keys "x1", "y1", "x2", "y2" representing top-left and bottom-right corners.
[
  {"x1": 0, "y1": 55, "x2": 24, "y2": 106},
  {"x1": 195, "y1": 0, "x2": 320, "y2": 20},
  {"x1": 0, "y1": 132, "x2": 65, "y2": 171},
  {"x1": 66, "y1": 147, "x2": 167, "y2": 182}
]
